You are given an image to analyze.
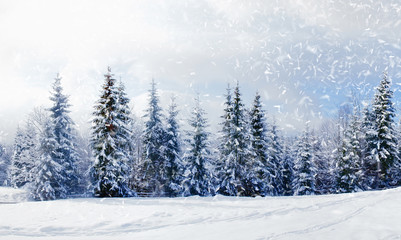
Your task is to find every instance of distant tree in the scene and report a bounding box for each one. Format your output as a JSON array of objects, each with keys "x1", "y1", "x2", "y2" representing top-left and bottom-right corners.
[
  {"x1": 91, "y1": 68, "x2": 132, "y2": 197},
  {"x1": 9, "y1": 125, "x2": 37, "y2": 188},
  {"x1": 164, "y1": 96, "x2": 184, "y2": 197},
  {"x1": 182, "y1": 95, "x2": 214, "y2": 196},
  {"x1": 0, "y1": 143, "x2": 11, "y2": 186},
  {"x1": 292, "y1": 124, "x2": 316, "y2": 195},
  {"x1": 141, "y1": 79, "x2": 168, "y2": 196}
]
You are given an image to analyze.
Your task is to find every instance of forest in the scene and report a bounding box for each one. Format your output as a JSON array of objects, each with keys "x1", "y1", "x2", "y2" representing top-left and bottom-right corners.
[{"x1": 0, "y1": 68, "x2": 400, "y2": 200}]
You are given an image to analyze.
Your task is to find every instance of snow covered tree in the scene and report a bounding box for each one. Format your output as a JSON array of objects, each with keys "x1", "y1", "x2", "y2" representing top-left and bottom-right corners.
[
  {"x1": 336, "y1": 111, "x2": 363, "y2": 193},
  {"x1": 32, "y1": 121, "x2": 66, "y2": 201},
  {"x1": 248, "y1": 92, "x2": 281, "y2": 196},
  {"x1": 182, "y1": 95, "x2": 214, "y2": 196},
  {"x1": 114, "y1": 79, "x2": 135, "y2": 195},
  {"x1": 0, "y1": 143, "x2": 11, "y2": 186},
  {"x1": 365, "y1": 74, "x2": 399, "y2": 188},
  {"x1": 217, "y1": 83, "x2": 252, "y2": 196},
  {"x1": 9, "y1": 125, "x2": 37, "y2": 188},
  {"x1": 292, "y1": 124, "x2": 316, "y2": 195},
  {"x1": 48, "y1": 74, "x2": 79, "y2": 195},
  {"x1": 266, "y1": 121, "x2": 284, "y2": 196},
  {"x1": 281, "y1": 139, "x2": 295, "y2": 196},
  {"x1": 91, "y1": 68, "x2": 132, "y2": 197},
  {"x1": 164, "y1": 96, "x2": 184, "y2": 197},
  {"x1": 140, "y1": 79, "x2": 167, "y2": 196}
]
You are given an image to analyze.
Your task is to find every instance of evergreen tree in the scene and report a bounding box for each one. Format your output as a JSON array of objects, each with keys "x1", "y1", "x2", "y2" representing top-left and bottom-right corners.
[
  {"x1": 248, "y1": 92, "x2": 270, "y2": 196},
  {"x1": 48, "y1": 74, "x2": 79, "y2": 195},
  {"x1": 281, "y1": 139, "x2": 295, "y2": 196},
  {"x1": 91, "y1": 68, "x2": 132, "y2": 197},
  {"x1": 366, "y1": 73, "x2": 399, "y2": 188},
  {"x1": 217, "y1": 83, "x2": 252, "y2": 196},
  {"x1": 266, "y1": 121, "x2": 284, "y2": 196},
  {"x1": 182, "y1": 95, "x2": 213, "y2": 196},
  {"x1": 164, "y1": 96, "x2": 183, "y2": 197},
  {"x1": 292, "y1": 124, "x2": 316, "y2": 195},
  {"x1": 141, "y1": 79, "x2": 167, "y2": 196},
  {"x1": 32, "y1": 121, "x2": 66, "y2": 201},
  {"x1": 361, "y1": 106, "x2": 375, "y2": 189},
  {"x1": 115, "y1": 79, "x2": 135, "y2": 195},
  {"x1": 337, "y1": 111, "x2": 363, "y2": 193},
  {"x1": 9, "y1": 125, "x2": 37, "y2": 188}
]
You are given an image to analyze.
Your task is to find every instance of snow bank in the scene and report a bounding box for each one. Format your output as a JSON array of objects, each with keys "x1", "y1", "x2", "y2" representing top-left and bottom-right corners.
[
  {"x1": 0, "y1": 187, "x2": 28, "y2": 203},
  {"x1": 0, "y1": 188, "x2": 401, "y2": 239}
]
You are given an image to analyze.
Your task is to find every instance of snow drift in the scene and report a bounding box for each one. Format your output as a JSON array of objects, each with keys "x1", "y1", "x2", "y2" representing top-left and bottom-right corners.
[{"x1": 0, "y1": 187, "x2": 401, "y2": 239}]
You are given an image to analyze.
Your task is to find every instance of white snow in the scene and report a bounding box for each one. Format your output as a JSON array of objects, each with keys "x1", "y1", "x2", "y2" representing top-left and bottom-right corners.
[{"x1": 1, "y1": 187, "x2": 401, "y2": 239}]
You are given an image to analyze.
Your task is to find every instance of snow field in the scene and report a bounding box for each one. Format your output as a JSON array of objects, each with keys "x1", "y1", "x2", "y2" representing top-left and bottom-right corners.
[{"x1": 1, "y1": 187, "x2": 401, "y2": 239}]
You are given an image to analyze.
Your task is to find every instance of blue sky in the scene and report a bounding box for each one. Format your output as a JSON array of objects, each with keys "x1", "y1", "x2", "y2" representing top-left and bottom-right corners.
[{"x1": 1, "y1": 0, "x2": 401, "y2": 143}]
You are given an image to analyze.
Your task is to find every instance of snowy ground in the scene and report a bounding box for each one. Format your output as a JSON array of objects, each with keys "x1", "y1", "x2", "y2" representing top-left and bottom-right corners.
[{"x1": 1, "y1": 187, "x2": 401, "y2": 240}]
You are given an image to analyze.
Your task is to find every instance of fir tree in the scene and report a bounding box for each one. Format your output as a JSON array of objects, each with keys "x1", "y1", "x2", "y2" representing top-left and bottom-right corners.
[
  {"x1": 9, "y1": 126, "x2": 36, "y2": 188},
  {"x1": 370, "y1": 73, "x2": 399, "y2": 187},
  {"x1": 366, "y1": 74, "x2": 399, "y2": 188},
  {"x1": 91, "y1": 68, "x2": 132, "y2": 197},
  {"x1": 337, "y1": 111, "x2": 363, "y2": 193},
  {"x1": 164, "y1": 96, "x2": 183, "y2": 197},
  {"x1": 266, "y1": 121, "x2": 284, "y2": 196},
  {"x1": 32, "y1": 121, "x2": 66, "y2": 201},
  {"x1": 183, "y1": 95, "x2": 213, "y2": 196},
  {"x1": 217, "y1": 83, "x2": 252, "y2": 196},
  {"x1": 141, "y1": 79, "x2": 167, "y2": 196},
  {"x1": 281, "y1": 139, "x2": 295, "y2": 196},
  {"x1": 292, "y1": 124, "x2": 316, "y2": 195},
  {"x1": 48, "y1": 74, "x2": 79, "y2": 195}
]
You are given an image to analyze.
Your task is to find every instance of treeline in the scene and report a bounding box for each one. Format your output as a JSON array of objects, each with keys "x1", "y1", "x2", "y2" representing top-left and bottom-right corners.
[{"x1": 2, "y1": 68, "x2": 401, "y2": 200}]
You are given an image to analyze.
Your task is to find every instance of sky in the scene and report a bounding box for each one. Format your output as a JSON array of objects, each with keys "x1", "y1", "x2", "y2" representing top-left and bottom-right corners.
[{"x1": 1, "y1": 0, "x2": 401, "y2": 144}]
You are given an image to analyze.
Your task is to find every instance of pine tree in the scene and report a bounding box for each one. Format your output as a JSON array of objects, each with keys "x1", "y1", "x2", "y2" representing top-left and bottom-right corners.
[
  {"x1": 361, "y1": 106, "x2": 375, "y2": 189},
  {"x1": 217, "y1": 83, "x2": 252, "y2": 196},
  {"x1": 164, "y1": 96, "x2": 183, "y2": 197},
  {"x1": 91, "y1": 68, "x2": 132, "y2": 197},
  {"x1": 141, "y1": 79, "x2": 167, "y2": 196},
  {"x1": 32, "y1": 121, "x2": 66, "y2": 201},
  {"x1": 337, "y1": 111, "x2": 363, "y2": 193},
  {"x1": 370, "y1": 73, "x2": 399, "y2": 187},
  {"x1": 292, "y1": 124, "x2": 316, "y2": 195},
  {"x1": 266, "y1": 121, "x2": 284, "y2": 196},
  {"x1": 9, "y1": 126, "x2": 36, "y2": 188},
  {"x1": 115, "y1": 79, "x2": 135, "y2": 195},
  {"x1": 281, "y1": 139, "x2": 295, "y2": 196},
  {"x1": 48, "y1": 74, "x2": 79, "y2": 195},
  {"x1": 182, "y1": 95, "x2": 213, "y2": 196}
]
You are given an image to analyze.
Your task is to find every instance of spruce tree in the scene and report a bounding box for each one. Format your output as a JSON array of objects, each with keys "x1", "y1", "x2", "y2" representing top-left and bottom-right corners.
[
  {"x1": 48, "y1": 74, "x2": 79, "y2": 195},
  {"x1": 91, "y1": 68, "x2": 132, "y2": 197},
  {"x1": 292, "y1": 124, "x2": 316, "y2": 195},
  {"x1": 182, "y1": 95, "x2": 213, "y2": 196},
  {"x1": 141, "y1": 79, "x2": 167, "y2": 196},
  {"x1": 281, "y1": 139, "x2": 295, "y2": 196},
  {"x1": 32, "y1": 121, "x2": 66, "y2": 201},
  {"x1": 164, "y1": 96, "x2": 183, "y2": 197},
  {"x1": 217, "y1": 83, "x2": 252, "y2": 196},
  {"x1": 337, "y1": 111, "x2": 363, "y2": 193},
  {"x1": 370, "y1": 73, "x2": 399, "y2": 187},
  {"x1": 266, "y1": 121, "x2": 284, "y2": 196},
  {"x1": 9, "y1": 126, "x2": 36, "y2": 188}
]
